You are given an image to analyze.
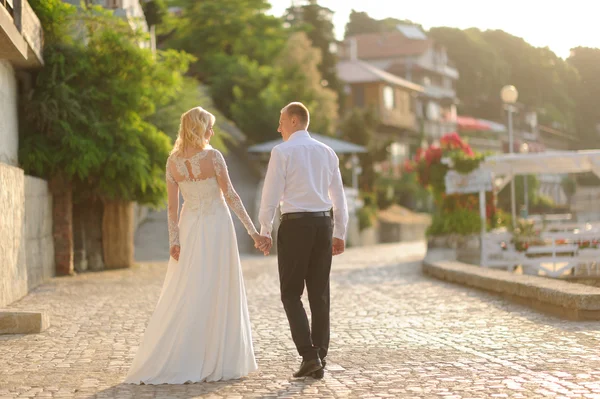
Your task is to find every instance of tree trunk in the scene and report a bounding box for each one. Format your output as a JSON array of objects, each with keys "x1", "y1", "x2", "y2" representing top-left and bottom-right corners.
[
  {"x1": 102, "y1": 200, "x2": 134, "y2": 269},
  {"x1": 73, "y1": 199, "x2": 105, "y2": 272},
  {"x1": 49, "y1": 175, "x2": 74, "y2": 276}
]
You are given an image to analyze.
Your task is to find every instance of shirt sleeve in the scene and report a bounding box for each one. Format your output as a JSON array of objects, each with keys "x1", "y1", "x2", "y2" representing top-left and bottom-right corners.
[
  {"x1": 329, "y1": 152, "x2": 349, "y2": 240},
  {"x1": 258, "y1": 146, "x2": 286, "y2": 237}
]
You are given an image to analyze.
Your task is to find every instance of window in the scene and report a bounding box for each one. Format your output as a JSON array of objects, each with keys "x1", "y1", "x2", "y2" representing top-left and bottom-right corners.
[
  {"x1": 389, "y1": 143, "x2": 408, "y2": 166},
  {"x1": 383, "y1": 86, "x2": 395, "y2": 110},
  {"x1": 1, "y1": 0, "x2": 14, "y2": 18},
  {"x1": 105, "y1": 0, "x2": 121, "y2": 9}
]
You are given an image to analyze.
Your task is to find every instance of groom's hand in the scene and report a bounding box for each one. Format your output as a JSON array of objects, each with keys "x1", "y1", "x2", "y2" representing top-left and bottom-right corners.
[
  {"x1": 254, "y1": 235, "x2": 272, "y2": 255},
  {"x1": 258, "y1": 236, "x2": 272, "y2": 255},
  {"x1": 332, "y1": 238, "x2": 345, "y2": 256}
]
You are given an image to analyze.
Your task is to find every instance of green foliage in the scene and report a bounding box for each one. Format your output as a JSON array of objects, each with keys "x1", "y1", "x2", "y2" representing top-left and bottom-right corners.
[
  {"x1": 357, "y1": 191, "x2": 378, "y2": 231},
  {"x1": 530, "y1": 194, "x2": 557, "y2": 213},
  {"x1": 343, "y1": 12, "x2": 591, "y2": 138},
  {"x1": 284, "y1": 0, "x2": 341, "y2": 96},
  {"x1": 428, "y1": 27, "x2": 579, "y2": 132},
  {"x1": 167, "y1": 1, "x2": 338, "y2": 143},
  {"x1": 29, "y1": 0, "x2": 75, "y2": 44},
  {"x1": 147, "y1": 78, "x2": 230, "y2": 152},
  {"x1": 228, "y1": 32, "x2": 338, "y2": 141},
  {"x1": 339, "y1": 108, "x2": 387, "y2": 191},
  {"x1": 393, "y1": 172, "x2": 432, "y2": 212},
  {"x1": 568, "y1": 47, "x2": 600, "y2": 148},
  {"x1": 373, "y1": 173, "x2": 432, "y2": 212},
  {"x1": 451, "y1": 151, "x2": 486, "y2": 175},
  {"x1": 344, "y1": 10, "x2": 423, "y2": 38},
  {"x1": 427, "y1": 208, "x2": 482, "y2": 237},
  {"x1": 143, "y1": 0, "x2": 167, "y2": 26},
  {"x1": 561, "y1": 175, "x2": 577, "y2": 198},
  {"x1": 21, "y1": 2, "x2": 193, "y2": 206},
  {"x1": 497, "y1": 175, "x2": 539, "y2": 212},
  {"x1": 168, "y1": 0, "x2": 285, "y2": 80}
]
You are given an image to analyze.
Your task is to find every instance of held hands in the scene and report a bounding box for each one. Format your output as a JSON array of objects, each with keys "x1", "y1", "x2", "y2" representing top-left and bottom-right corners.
[
  {"x1": 332, "y1": 238, "x2": 345, "y2": 256},
  {"x1": 252, "y1": 233, "x2": 272, "y2": 256},
  {"x1": 170, "y1": 245, "x2": 181, "y2": 261}
]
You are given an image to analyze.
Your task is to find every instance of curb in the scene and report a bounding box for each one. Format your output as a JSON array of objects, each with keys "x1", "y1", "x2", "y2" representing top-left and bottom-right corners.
[{"x1": 423, "y1": 249, "x2": 600, "y2": 320}]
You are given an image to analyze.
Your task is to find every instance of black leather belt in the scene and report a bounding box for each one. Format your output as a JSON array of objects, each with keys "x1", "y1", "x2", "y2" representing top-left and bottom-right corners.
[{"x1": 281, "y1": 211, "x2": 330, "y2": 221}]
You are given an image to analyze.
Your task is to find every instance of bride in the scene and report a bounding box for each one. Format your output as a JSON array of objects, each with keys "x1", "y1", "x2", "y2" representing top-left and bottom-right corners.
[{"x1": 125, "y1": 106, "x2": 266, "y2": 385}]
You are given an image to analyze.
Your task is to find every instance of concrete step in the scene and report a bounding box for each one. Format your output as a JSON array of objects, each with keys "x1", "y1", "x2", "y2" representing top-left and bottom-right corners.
[{"x1": 0, "y1": 310, "x2": 49, "y2": 334}]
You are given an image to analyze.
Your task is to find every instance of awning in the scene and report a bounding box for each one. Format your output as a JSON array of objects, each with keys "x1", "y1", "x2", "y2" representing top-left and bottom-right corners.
[
  {"x1": 247, "y1": 133, "x2": 367, "y2": 154},
  {"x1": 456, "y1": 116, "x2": 492, "y2": 131},
  {"x1": 481, "y1": 150, "x2": 600, "y2": 177},
  {"x1": 457, "y1": 116, "x2": 507, "y2": 133}
]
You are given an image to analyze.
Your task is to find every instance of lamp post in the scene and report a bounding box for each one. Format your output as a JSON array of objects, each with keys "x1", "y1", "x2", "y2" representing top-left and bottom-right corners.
[
  {"x1": 521, "y1": 143, "x2": 529, "y2": 219},
  {"x1": 501, "y1": 85, "x2": 519, "y2": 228}
]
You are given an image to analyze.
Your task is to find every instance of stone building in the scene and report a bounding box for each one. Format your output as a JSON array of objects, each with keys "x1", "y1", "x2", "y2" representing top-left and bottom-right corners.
[{"x1": 0, "y1": 0, "x2": 51, "y2": 307}]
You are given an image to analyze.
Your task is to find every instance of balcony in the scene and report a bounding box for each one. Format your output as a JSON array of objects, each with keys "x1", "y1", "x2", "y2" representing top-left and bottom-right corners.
[
  {"x1": 417, "y1": 120, "x2": 457, "y2": 140},
  {"x1": 0, "y1": 0, "x2": 43, "y2": 68}
]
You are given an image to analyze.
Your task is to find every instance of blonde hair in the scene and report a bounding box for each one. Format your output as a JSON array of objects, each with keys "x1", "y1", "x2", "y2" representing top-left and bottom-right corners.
[{"x1": 171, "y1": 107, "x2": 215, "y2": 155}]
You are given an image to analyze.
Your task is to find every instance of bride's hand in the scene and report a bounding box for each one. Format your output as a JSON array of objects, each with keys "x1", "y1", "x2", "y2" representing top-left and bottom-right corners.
[
  {"x1": 170, "y1": 245, "x2": 180, "y2": 261},
  {"x1": 252, "y1": 234, "x2": 271, "y2": 254},
  {"x1": 251, "y1": 233, "x2": 263, "y2": 248}
]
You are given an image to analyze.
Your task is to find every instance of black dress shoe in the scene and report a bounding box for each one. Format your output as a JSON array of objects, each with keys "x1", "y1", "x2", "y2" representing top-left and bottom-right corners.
[
  {"x1": 311, "y1": 359, "x2": 326, "y2": 379},
  {"x1": 293, "y1": 358, "x2": 322, "y2": 378}
]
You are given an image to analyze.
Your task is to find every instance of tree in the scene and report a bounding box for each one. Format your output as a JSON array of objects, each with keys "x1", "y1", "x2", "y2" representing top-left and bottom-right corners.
[
  {"x1": 428, "y1": 27, "x2": 580, "y2": 133},
  {"x1": 21, "y1": 4, "x2": 193, "y2": 205},
  {"x1": 284, "y1": 0, "x2": 341, "y2": 95},
  {"x1": 147, "y1": 77, "x2": 231, "y2": 152},
  {"x1": 142, "y1": 0, "x2": 167, "y2": 26},
  {"x1": 229, "y1": 32, "x2": 338, "y2": 142},
  {"x1": 568, "y1": 47, "x2": 600, "y2": 148},
  {"x1": 343, "y1": 10, "x2": 585, "y2": 138},
  {"x1": 344, "y1": 10, "x2": 422, "y2": 38},
  {"x1": 339, "y1": 108, "x2": 386, "y2": 191},
  {"x1": 22, "y1": 1, "x2": 193, "y2": 271},
  {"x1": 168, "y1": 0, "x2": 286, "y2": 80}
]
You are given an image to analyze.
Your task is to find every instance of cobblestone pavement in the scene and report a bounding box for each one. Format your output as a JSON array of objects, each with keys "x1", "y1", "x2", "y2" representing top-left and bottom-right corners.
[{"x1": 2, "y1": 241, "x2": 600, "y2": 398}]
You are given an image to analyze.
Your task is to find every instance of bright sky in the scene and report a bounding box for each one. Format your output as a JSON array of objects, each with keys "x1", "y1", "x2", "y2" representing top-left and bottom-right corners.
[{"x1": 268, "y1": 0, "x2": 599, "y2": 59}]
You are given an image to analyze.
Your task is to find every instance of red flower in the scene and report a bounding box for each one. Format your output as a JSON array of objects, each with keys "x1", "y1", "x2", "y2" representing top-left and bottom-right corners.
[
  {"x1": 424, "y1": 146, "x2": 443, "y2": 165},
  {"x1": 403, "y1": 159, "x2": 414, "y2": 173},
  {"x1": 440, "y1": 132, "x2": 464, "y2": 148},
  {"x1": 414, "y1": 148, "x2": 424, "y2": 162}
]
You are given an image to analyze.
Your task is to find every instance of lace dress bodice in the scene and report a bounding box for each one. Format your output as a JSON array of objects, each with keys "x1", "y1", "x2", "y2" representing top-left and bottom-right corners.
[{"x1": 165, "y1": 147, "x2": 258, "y2": 247}]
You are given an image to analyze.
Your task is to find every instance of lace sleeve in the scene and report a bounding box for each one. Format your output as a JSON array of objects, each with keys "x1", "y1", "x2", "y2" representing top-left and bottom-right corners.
[
  {"x1": 166, "y1": 157, "x2": 180, "y2": 248},
  {"x1": 212, "y1": 150, "x2": 258, "y2": 237}
]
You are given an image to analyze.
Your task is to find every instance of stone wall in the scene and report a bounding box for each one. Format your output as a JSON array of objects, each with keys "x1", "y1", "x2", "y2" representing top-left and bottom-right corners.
[
  {"x1": 0, "y1": 60, "x2": 19, "y2": 166},
  {"x1": 133, "y1": 203, "x2": 150, "y2": 232},
  {"x1": 0, "y1": 163, "x2": 55, "y2": 308},
  {"x1": 0, "y1": 163, "x2": 26, "y2": 307},
  {"x1": 23, "y1": 176, "x2": 54, "y2": 289}
]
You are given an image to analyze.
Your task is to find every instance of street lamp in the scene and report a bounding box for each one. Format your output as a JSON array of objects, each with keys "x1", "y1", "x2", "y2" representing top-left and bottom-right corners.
[
  {"x1": 501, "y1": 85, "x2": 519, "y2": 227},
  {"x1": 521, "y1": 143, "x2": 529, "y2": 219}
]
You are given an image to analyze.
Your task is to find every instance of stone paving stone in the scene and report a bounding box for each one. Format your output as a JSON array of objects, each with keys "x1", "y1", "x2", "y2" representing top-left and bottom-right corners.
[{"x1": 1, "y1": 242, "x2": 600, "y2": 398}]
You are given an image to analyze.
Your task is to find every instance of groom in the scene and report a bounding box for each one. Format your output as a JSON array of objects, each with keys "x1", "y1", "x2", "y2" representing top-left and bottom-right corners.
[{"x1": 258, "y1": 102, "x2": 348, "y2": 379}]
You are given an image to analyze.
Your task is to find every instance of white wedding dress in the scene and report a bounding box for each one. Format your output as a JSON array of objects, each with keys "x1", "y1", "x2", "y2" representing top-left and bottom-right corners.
[{"x1": 125, "y1": 146, "x2": 258, "y2": 385}]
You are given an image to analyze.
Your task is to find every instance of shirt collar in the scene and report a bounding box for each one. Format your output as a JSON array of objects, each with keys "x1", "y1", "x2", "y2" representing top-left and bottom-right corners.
[{"x1": 288, "y1": 130, "x2": 310, "y2": 141}]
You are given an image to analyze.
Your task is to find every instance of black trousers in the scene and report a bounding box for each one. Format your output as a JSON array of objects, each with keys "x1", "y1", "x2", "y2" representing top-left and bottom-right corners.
[{"x1": 277, "y1": 215, "x2": 333, "y2": 361}]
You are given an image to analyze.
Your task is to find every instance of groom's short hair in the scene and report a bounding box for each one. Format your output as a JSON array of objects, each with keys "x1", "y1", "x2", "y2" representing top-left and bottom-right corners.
[{"x1": 282, "y1": 102, "x2": 310, "y2": 127}]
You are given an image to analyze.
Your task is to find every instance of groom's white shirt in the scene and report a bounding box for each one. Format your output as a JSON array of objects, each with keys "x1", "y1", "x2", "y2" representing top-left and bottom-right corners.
[{"x1": 258, "y1": 130, "x2": 349, "y2": 240}]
